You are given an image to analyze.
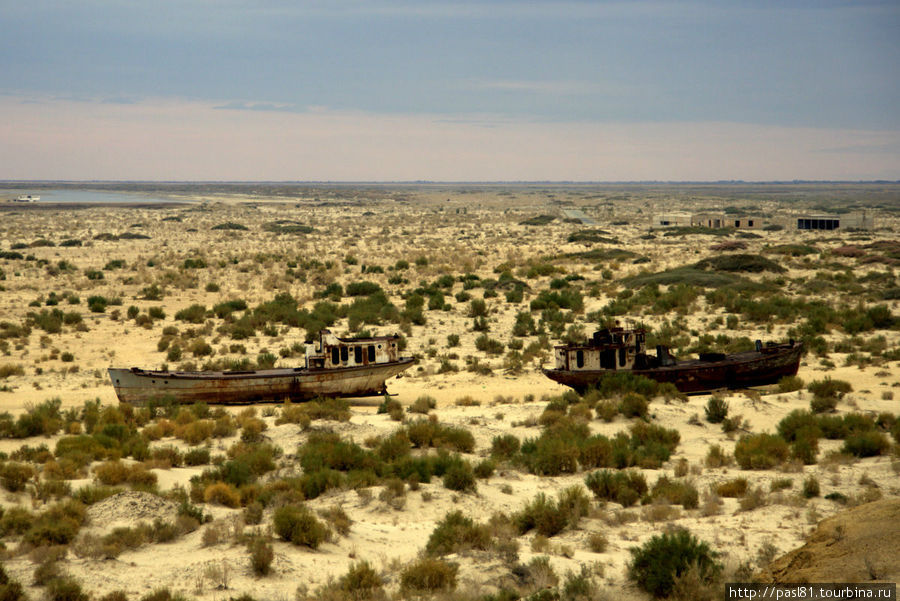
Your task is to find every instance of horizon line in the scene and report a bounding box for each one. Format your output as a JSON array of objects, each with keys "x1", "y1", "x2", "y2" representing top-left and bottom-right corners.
[{"x1": 2, "y1": 179, "x2": 899, "y2": 186}]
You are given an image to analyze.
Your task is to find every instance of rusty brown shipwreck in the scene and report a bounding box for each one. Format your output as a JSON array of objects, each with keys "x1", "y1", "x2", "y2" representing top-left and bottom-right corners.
[
  {"x1": 108, "y1": 330, "x2": 414, "y2": 405},
  {"x1": 543, "y1": 327, "x2": 802, "y2": 394}
]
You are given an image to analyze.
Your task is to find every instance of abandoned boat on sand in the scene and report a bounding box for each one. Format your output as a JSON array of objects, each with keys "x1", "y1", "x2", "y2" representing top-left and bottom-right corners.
[
  {"x1": 543, "y1": 327, "x2": 802, "y2": 394},
  {"x1": 108, "y1": 330, "x2": 414, "y2": 406}
]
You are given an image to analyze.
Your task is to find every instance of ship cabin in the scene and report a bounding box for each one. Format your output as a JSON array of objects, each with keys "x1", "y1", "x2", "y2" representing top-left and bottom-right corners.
[
  {"x1": 554, "y1": 328, "x2": 647, "y2": 372},
  {"x1": 306, "y1": 330, "x2": 402, "y2": 370}
]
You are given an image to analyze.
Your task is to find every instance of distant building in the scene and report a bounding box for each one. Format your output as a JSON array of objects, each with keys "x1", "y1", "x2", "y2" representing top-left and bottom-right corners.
[
  {"x1": 691, "y1": 213, "x2": 726, "y2": 228},
  {"x1": 730, "y1": 216, "x2": 762, "y2": 229},
  {"x1": 13, "y1": 195, "x2": 40, "y2": 202},
  {"x1": 653, "y1": 212, "x2": 692, "y2": 227},
  {"x1": 653, "y1": 211, "x2": 763, "y2": 229},
  {"x1": 795, "y1": 211, "x2": 874, "y2": 231}
]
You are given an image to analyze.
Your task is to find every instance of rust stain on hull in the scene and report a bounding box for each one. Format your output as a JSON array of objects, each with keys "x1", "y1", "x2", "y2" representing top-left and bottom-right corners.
[
  {"x1": 109, "y1": 359, "x2": 414, "y2": 406},
  {"x1": 108, "y1": 330, "x2": 415, "y2": 406},
  {"x1": 545, "y1": 326, "x2": 803, "y2": 394}
]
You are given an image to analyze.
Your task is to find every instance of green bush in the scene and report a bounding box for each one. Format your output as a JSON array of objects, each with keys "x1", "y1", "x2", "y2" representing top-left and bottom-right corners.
[
  {"x1": 333, "y1": 561, "x2": 384, "y2": 599},
  {"x1": 24, "y1": 499, "x2": 86, "y2": 546},
  {"x1": 272, "y1": 504, "x2": 328, "y2": 548},
  {"x1": 628, "y1": 528, "x2": 722, "y2": 598},
  {"x1": 595, "y1": 372, "x2": 659, "y2": 399},
  {"x1": 400, "y1": 558, "x2": 458, "y2": 594},
  {"x1": 426, "y1": 510, "x2": 491, "y2": 556},
  {"x1": 777, "y1": 375, "x2": 804, "y2": 393},
  {"x1": 810, "y1": 395, "x2": 838, "y2": 414},
  {"x1": 345, "y1": 281, "x2": 381, "y2": 296},
  {"x1": 490, "y1": 434, "x2": 521, "y2": 460},
  {"x1": 584, "y1": 469, "x2": 647, "y2": 507},
  {"x1": 842, "y1": 431, "x2": 890, "y2": 457},
  {"x1": 734, "y1": 433, "x2": 789, "y2": 469},
  {"x1": 776, "y1": 410, "x2": 821, "y2": 442},
  {"x1": 404, "y1": 419, "x2": 475, "y2": 453},
  {"x1": 807, "y1": 378, "x2": 852, "y2": 400},
  {"x1": 474, "y1": 459, "x2": 495, "y2": 479},
  {"x1": 0, "y1": 462, "x2": 34, "y2": 492},
  {"x1": 248, "y1": 538, "x2": 274, "y2": 576},
  {"x1": 620, "y1": 393, "x2": 649, "y2": 418},
  {"x1": 442, "y1": 461, "x2": 476, "y2": 492},
  {"x1": 650, "y1": 476, "x2": 699, "y2": 509},
  {"x1": 704, "y1": 396, "x2": 729, "y2": 424},
  {"x1": 174, "y1": 304, "x2": 207, "y2": 324},
  {"x1": 514, "y1": 488, "x2": 587, "y2": 537},
  {"x1": 694, "y1": 254, "x2": 785, "y2": 274},
  {"x1": 184, "y1": 447, "x2": 211, "y2": 466},
  {"x1": 211, "y1": 222, "x2": 248, "y2": 231},
  {"x1": 46, "y1": 576, "x2": 89, "y2": 601}
]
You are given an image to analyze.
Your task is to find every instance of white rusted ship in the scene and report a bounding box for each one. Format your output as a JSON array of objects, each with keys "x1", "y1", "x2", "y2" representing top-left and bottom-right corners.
[{"x1": 108, "y1": 330, "x2": 414, "y2": 405}]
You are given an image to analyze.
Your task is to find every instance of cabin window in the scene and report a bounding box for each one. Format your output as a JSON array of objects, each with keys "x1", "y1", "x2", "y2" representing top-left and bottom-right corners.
[
  {"x1": 331, "y1": 347, "x2": 340, "y2": 365},
  {"x1": 340, "y1": 346, "x2": 349, "y2": 362},
  {"x1": 734, "y1": 220, "x2": 740, "y2": 227},
  {"x1": 354, "y1": 346, "x2": 362, "y2": 364},
  {"x1": 601, "y1": 349, "x2": 616, "y2": 369},
  {"x1": 748, "y1": 220, "x2": 754, "y2": 227},
  {"x1": 619, "y1": 347, "x2": 626, "y2": 367},
  {"x1": 576, "y1": 350, "x2": 584, "y2": 368},
  {"x1": 368, "y1": 345, "x2": 376, "y2": 362}
]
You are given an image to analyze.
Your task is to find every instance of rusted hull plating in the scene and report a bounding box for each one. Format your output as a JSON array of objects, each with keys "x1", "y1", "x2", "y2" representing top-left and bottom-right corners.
[
  {"x1": 108, "y1": 358, "x2": 415, "y2": 406},
  {"x1": 543, "y1": 343, "x2": 802, "y2": 394}
]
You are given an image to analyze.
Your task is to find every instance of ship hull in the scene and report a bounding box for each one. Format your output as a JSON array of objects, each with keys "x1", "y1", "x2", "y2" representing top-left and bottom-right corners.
[
  {"x1": 108, "y1": 358, "x2": 415, "y2": 406},
  {"x1": 543, "y1": 343, "x2": 802, "y2": 394}
]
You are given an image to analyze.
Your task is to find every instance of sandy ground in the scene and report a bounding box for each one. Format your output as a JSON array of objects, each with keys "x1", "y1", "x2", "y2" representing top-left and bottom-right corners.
[{"x1": 0, "y1": 184, "x2": 897, "y2": 600}]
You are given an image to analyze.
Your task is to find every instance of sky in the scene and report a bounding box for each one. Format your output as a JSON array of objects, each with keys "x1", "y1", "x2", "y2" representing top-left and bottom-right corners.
[{"x1": 1, "y1": 0, "x2": 898, "y2": 181}]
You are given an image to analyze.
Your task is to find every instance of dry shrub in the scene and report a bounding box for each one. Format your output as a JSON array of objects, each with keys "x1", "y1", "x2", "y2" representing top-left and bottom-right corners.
[
  {"x1": 738, "y1": 486, "x2": 768, "y2": 512},
  {"x1": 455, "y1": 396, "x2": 480, "y2": 407},
  {"x1": 0, "y1": 462, "x2": 35, "y2": 492},
  {"x1": 201, "y1": 520, "x2": 229, "y2": 547},
  {"x1": 587, "y1": 531, "x2": 608, "y2": 553},
  {"x1": 212, "y1": 415, "x2": 237, "y2": 437},
  {"x1": 93, "y1": 461, "x2": 157, "y2": 488},
  {"x1": 408, "y1": 395, "x2": 437, "y2": 414},
  {"x1": 204, "y1": 482, "x2": 241, "y2": 508},
  {"x1": 595, "y1": 400, "x2": 618, "y2": 422},
  {"x1": 142, "y1": 418, "x2": 176, "y2": 441},
  {"x1": 240, "y1": 417, "x2": 267, "y2": 442},
  {"x1": 699, "y1": 492, "x2": 722, "y2": 517},
  {"x1": 319, "y1": 505, "x2": 352, "y2": 537},
  {"x1": 94, "y1": 460, "x2": 129, "y2": 485},
  {"x1": 175, "y1": 419, "x2": 214, "y2": 444},
  {"x1": 276, "y1": 403, "x2": 312, "y2": 428},
  {"x1": 716, "y1": 478, "x2": 748, "y2": 498},
  {"x1": 705, "y1": 444, "x2": 733, "y2": 468},
  {"x1": 642, "y1": 503, "x2": 682, "y2": 523},
  {"x1": 149, "y1": 445, "x2": 183, "y2": 469}
]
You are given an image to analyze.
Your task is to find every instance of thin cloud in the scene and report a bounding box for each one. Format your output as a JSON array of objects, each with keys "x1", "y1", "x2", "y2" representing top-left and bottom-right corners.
[
  {"x1": 1, "y1": 96, "x2": 897, "y2": 181},
  {"x1": 463, "y1": 79, "x2": 634, "y2": 98}
]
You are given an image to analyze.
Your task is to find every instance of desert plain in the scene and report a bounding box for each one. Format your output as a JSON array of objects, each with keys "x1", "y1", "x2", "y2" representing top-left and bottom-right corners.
[{"x1": 0, "y1": 182, "x2": 897, "y2": 601}]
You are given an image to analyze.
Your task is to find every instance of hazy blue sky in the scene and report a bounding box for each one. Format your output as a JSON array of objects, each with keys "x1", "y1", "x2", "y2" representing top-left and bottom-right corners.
[{"x1": 1, "y1": 1, "x2": 898, "y2": 180}]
